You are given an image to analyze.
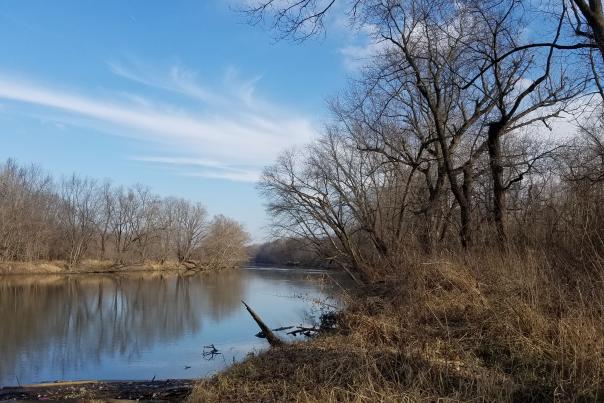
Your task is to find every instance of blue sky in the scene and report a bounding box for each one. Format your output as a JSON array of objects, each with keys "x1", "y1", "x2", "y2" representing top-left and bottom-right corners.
[{"x1": 0, "y1": 0, "x2": 370, "y2": 240}]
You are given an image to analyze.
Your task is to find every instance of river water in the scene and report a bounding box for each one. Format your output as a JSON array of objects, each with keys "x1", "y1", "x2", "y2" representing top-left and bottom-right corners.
[{"x1": 0, "y1": 266, "x2": 343, "y2": 386}]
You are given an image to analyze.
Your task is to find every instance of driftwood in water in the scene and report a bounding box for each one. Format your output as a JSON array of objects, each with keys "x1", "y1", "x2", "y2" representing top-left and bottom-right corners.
[
  {"x1": 255, "y1": 311, "x2": 340, "y2": 340},
  {"x1": 287, "y1": 326, "x2": 320, "y2": 337},
  {"x1": 255, "y1": 326, "x2": 295, "y2": 338},
  {"x1": 241, "y1": 300, "x2": 284, "y2": 347}
]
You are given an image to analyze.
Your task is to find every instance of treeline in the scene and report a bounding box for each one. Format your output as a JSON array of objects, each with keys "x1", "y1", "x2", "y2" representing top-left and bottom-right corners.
[
  {"x1": 252, "y1": 0, "x2": 604, "y2": 283},
  {"x1": 249, "y1": 238, "x2": 325, "y2": 267},
  {"x1": 0, "y1": 159, "x2": 249, "y2": 269}
]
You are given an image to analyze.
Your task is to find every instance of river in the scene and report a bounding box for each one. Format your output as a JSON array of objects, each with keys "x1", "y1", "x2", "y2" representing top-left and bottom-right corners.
[{"x1": 0, "y1": 266, "x2": 343, "y2": 387}]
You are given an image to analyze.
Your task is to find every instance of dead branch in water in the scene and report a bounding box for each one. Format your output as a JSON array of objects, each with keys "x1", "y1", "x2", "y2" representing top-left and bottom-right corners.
[
  {"x1": 287, "y1": 326, "x2": 320, "y2": 337},
  {"x1": 255, "y1": 325, "x2": 296, "y2": 339},
  {"x1": 202, "y1": 344, "x2": 222, "y2": 360},
  {"x1": 241, "y1": 300, "x2": 284, "y2": 347}
]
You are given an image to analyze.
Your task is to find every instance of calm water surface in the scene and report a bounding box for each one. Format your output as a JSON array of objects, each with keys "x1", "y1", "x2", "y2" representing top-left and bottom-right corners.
[{"x1": 0, "y1": 266, "x2": 343, "y2": 386}]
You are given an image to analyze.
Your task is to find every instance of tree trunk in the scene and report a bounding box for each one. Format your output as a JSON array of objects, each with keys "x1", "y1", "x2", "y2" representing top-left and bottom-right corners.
[
  {"x1": 488, "y1": 123, "x2": 507, "y2": 245},
  {"x1": 574, "y1": 0, "x2": 604, "y2": 62},
  {"x1": 460, "y1": 163, "x2": 474, "y2": 249}
]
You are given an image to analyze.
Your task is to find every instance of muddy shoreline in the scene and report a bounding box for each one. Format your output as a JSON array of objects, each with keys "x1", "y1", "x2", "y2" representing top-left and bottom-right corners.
[{"x1": 0, "y1": 379, "x2": 194, "y2": 401}]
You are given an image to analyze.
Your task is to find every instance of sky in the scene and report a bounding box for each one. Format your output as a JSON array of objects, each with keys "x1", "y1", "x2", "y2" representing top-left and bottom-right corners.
[{"x1": 0, "y1": 0, "x2": 372, "y2": 241}]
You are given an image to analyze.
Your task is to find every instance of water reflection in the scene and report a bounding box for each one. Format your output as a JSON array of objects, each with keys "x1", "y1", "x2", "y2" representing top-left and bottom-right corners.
[{"x1": 0, "y1": 267, "x2": 339, "y2": 386}]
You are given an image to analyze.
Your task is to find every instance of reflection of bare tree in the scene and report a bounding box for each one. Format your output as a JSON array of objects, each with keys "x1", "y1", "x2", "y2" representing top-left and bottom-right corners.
[
  {"x1": 198, "y1": 270, "x2": 248, "y2": 321},
  {"x1": 0, "y1": 272, "x2": 244, "y2": 385}
]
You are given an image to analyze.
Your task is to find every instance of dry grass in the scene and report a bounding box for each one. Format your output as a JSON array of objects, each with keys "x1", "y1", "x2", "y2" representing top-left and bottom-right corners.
[
  {"x1": 0, "y1": 260, "x2": 67, "y2": 274},
  {"x1": 189, "y1": 251, "x2": 604, "y2": 402},
  {"x1": 0, "y1": 259, "x2": 193, "y2": 274}
]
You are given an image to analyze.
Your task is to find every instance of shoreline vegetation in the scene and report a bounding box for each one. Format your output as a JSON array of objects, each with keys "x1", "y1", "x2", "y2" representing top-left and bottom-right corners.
[
  {"x1": 0, "y1": 259, "x2": 239, "y2": 275},
  {"x1": 0, "y1": 259, "x2": 323, "y2": 275},
  {"x1": 189, "y1": 251, "x2": 604, "y2": 402},
  {"x1": 0, "y1": 159, "x2": 249, "y2": 274},
  {"x1": 3, "y1": 246, "x2": 602, "y2": 402}
]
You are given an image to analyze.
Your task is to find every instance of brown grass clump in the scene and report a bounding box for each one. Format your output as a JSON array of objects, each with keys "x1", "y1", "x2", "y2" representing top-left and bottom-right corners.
[
  {"x1": 189, "y1": 251, "x2": 604, "y2": 402},
  {"x1": 0, "y1": 260, "x2": 69, "y2": 274}
]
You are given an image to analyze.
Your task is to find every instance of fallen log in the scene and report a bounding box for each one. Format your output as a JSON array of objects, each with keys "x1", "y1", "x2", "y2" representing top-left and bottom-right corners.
[{"x1": 241, "y1": 300, "x2": 283, "y2": 347}]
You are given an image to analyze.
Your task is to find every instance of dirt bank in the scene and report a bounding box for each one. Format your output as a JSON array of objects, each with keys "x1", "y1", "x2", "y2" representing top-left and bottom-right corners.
[{"x1": 0, "y1": 379, "x2": 194, "y2": 402}]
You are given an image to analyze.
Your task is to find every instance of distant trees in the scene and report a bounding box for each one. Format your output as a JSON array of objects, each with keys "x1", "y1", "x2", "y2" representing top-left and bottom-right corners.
[
  {"x1": 250, "y1": 237, "x2": 325, "y2": 267},
  {"x1": 0, "y1": 159, "x2": 249, "y2": 269},
  {"x1": 0, "y1": 160, "x2": 56, "y2": 261},
  {"x1": 59, "y1": 175, "x2": 100, "y2": 265},
  {"x1": 197, "y1": 215, "x2": 250, "y2": 269},
  {"x1": 250, "y1": 0, "x2": 604, "y2": 281},
  {"x1": 172, "y1": 199, "x2": 208, "y2": 263}
]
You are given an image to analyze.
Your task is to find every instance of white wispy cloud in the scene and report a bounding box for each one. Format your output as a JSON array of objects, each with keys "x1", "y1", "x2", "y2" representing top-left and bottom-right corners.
[
  {"x1": 339, "y1": 24, "x2": 391, "y2": 72},
  {"x1": 130, "y1": 156, "x2": 262, "y2": 182},
  {"x1": 183, "y1": 169, "x2": 261, "y2": 182},
  {"x1": 0, "y1": 63, "x2": 318, "y2": 182},
  {"x1": 108, "y1": 60, "x2": 226, "y2": 105}
]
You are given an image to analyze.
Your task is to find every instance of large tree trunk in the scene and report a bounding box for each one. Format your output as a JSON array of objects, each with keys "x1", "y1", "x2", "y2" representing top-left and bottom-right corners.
[
  {"x1": 488, "y1": 123, "x2": 507, "y2": 244},
  {"x1": 574, "y1": 0, "x2": 604, "y2": 61},
  {"x1": 417, "y1": 163, "x2": 444, "y2": 253}
]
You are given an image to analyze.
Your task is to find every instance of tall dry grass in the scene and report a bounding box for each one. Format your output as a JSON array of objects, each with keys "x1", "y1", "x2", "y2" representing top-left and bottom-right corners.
[{"x1": 189, "y1": 249, "x2": 604, "y2": 402}]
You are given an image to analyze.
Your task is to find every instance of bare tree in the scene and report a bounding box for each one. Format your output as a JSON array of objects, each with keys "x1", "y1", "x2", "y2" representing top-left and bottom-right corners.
[
  {"x1": 462, "y1": 1, "x2": 587, "y2": 243},
  {"x1": 96, "y1": 181, "x2": 114, "y2": 261},
  {"x1": 0, "y1": 160, "x2": 56, "y2": 261},
  {"x1": 244, "y1": 0, "x2": 341, "y2": 41},
  {"x1": 59, "y1": 175, "x2": 100, "y2": 266},
  {"x1": 198, "y1": 215, "x2": 249, "y2": 269},
  {"x1": 570, "y1": 0, "x2": 604, "y2": 60},
  {"x1": 173, "y1": 199, "x2": 208, "y2": 263}
]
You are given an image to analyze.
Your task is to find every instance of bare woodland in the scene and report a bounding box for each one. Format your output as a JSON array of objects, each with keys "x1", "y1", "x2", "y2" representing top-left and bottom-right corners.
[
  {"x1": 189, "y1": 1, "x2": 604, "y2": 401},
  {"x1": 0, "y1": 159, "x2": 249, "y2": 269},
  {"x1": 247, "y1": 0, "x2": 604, "y2": 283},
  {"x1": 3, "y1": 0, "x2": 604, "y2": 398}
]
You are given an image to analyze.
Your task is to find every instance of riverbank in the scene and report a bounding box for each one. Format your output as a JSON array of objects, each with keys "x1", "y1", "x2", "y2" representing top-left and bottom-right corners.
[
  {"x1": 0, "y1": 260, "x2": 203, "y2": 275},
  {"x1": 189, "y1": 252, "x2": 604, "y2": 402},
  {"x1": 1, "y1": 253, "x2": 600, "y2": 401},
  {"x1": 0, "y1": 379, "x2": 194, "y2": 401}
]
